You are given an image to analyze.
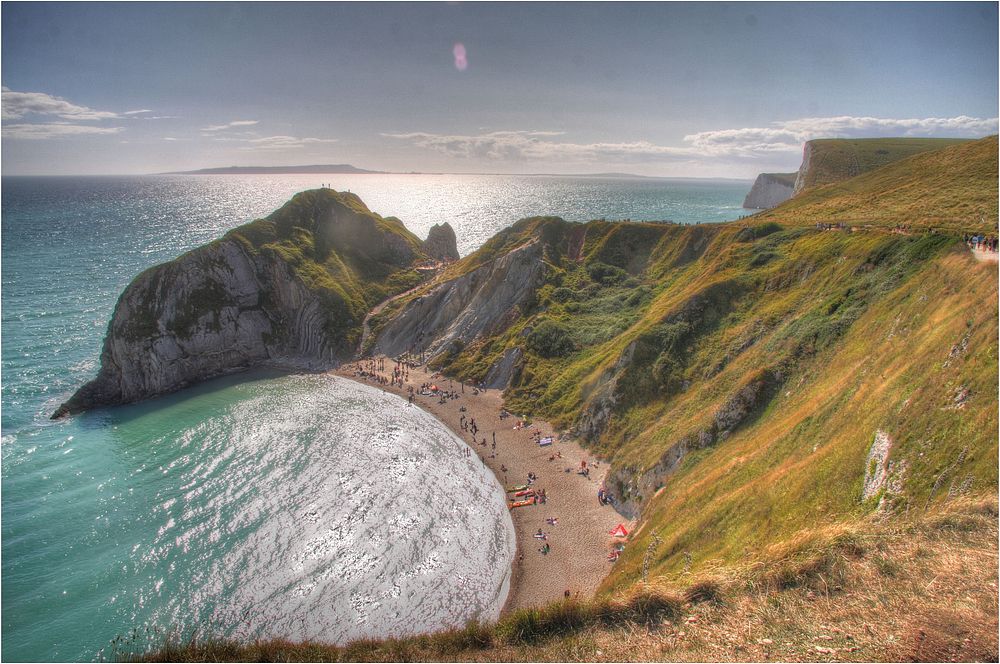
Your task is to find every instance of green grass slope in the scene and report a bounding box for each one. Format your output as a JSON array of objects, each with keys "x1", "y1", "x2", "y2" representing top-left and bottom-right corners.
[
  {"x1": 225, "y1": 188, "x2": 431, "y2": 348},
  {"x1": 795, "y1": 137, "x2": 972, "y2": 191},
  {"x1": 762, "y1": 137, "x2": 998, "y2": 233}
]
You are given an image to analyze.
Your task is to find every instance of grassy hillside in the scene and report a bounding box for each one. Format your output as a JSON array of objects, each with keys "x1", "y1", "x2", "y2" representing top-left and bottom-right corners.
[
  {"x1": 762, "y1": 137, "x2": 998, "y2": 233},
  {"x1": 426, "y1": 219, "x2": 996, "y2": 586},
  {"x1": 795, "y1": 137, "x2": 972, "y2": 191},
  {"x1": 421, "y1": 135, "x2": 997, "y2": 601}
]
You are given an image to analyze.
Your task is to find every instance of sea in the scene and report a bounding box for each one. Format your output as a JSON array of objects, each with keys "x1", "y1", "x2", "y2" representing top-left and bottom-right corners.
[{"x1": 1, "y1": 173, "x2": 751, "y2": 661}]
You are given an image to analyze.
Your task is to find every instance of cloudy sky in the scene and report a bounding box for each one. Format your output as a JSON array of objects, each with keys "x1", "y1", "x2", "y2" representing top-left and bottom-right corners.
[{"x1": 2, "y1": 2, "x2": 997, "y2": 176}]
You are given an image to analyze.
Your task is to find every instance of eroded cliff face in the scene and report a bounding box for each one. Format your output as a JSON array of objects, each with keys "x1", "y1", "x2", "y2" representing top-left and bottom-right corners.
[
  {"x1": 372, "y1": 241, "x2": 547, "y2": 363},
  {"x1": 53, "y1": 239, "x2": 344, "y2": 417},
  {"x1": 743, "y1": 172, "x2": 796, "y2": 209},
  {"x1": 793, "y1": 141, "x2": 815, "y2": 194}
]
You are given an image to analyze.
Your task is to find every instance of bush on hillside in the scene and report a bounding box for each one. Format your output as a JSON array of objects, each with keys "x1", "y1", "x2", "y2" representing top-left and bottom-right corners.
[
  {"x1": 550, "y1": 286, "x2": 581, "y2": 303},
  {"x1": 527, "y1": 320, "x2": 575, "y2": 358},
  {"x1": 587, "y1": 261, "x2": 628, "y2": 286}
]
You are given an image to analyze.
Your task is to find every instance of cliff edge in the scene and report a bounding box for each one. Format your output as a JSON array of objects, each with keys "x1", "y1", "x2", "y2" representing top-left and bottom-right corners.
[
  {"x1": 792, "y1": 137, "x2": 970, "y2": 194},
  {"x1": 742, "y1": 172, "x2": 796, "y2": 209}
]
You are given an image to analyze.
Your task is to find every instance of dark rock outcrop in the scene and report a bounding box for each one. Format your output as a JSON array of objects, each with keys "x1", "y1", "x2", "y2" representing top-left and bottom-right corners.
[{"x1": 423, "y1": 223, "x2": 460, "y2": 262}]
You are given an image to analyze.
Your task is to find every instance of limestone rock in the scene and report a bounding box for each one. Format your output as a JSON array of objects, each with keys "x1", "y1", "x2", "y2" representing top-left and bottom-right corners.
[
  {"x1": 372, "y1": 241, "x2": 547, "y2": 363},
  {"x1": 862, "y1": 430, "x2": 893, "y2": 501},
  {"x1": 52, "y1": 238, "x2": 339, "y2": 417},
  {"x1": 743, "y1": 172, "x2": 796, "y2": 209},
  {"x1": 423, "y1": 222, "x2": 460, "y2": 262}
]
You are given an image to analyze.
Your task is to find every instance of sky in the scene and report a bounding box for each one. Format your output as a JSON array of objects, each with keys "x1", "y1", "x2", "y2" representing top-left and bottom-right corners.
[{"x1": 2, "y1": 2, "x2": 998, "y2": 177}]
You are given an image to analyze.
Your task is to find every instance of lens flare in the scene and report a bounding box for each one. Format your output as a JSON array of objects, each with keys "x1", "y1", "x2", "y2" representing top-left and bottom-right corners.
[{"x1": 453, "y1": 42, "x2": 468, "y2": 71}]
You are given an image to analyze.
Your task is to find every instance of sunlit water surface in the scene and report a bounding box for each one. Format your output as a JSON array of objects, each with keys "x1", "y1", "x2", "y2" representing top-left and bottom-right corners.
[{"x1": 1, "y1": 174, "x2": 749, "y2": 660}]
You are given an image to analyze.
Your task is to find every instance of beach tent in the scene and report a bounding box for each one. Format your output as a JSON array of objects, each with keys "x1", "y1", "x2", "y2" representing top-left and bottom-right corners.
[
  {"x1": 538, "y1": 436, "x2": 553, "y2": 447},
  {"x1": 609, "y1": 523, "x2": 629, "y2": 538}
]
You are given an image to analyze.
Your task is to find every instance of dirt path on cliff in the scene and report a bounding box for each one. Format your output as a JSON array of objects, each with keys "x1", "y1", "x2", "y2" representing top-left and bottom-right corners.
[
  {"x1": 357, "y1": 276, "x2": 439, "y2": 357},
  {"x1": 333, "y1": 359, "x2": 625, "y2": 614}
]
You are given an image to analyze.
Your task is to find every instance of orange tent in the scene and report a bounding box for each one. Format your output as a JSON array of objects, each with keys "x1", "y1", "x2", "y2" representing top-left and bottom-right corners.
[{"x1": 609, "y1": 523, "x2": 629, "y2": 538}]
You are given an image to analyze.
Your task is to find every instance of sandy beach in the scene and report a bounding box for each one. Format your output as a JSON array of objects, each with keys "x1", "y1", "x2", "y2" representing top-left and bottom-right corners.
[{"x1": 334, "y1": 357, "x2": 625, "y2": 614}]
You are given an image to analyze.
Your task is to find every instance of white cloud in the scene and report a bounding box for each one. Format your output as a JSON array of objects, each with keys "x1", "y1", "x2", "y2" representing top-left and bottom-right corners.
[
  {"x1": 123, "y1": 109, "x2": 153, "y2": 115},
  {"x1": 383, "y1": 130, "x2": 696, "y2": 162},
  {"x1": 201, "y1": 120, "x2": 259, "y2": 131},
  {"x1": 1, "y1": 88, "x2": 121, "y2": 121},
  {"x1": 2, "y1": 123, "x2": 125, "y2": 140},
  {"x1": 684, "y1": 115, "x2": 999, "y2": 156},
  {"x1": 236, "y1": 135, "x2": 339, "y2": 150}
]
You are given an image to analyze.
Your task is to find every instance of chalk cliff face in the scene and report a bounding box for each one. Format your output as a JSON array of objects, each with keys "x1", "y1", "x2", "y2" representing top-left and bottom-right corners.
[
  {"x1": 742, "y1": 172, "x2": 796, "y2": 209},
  {"x1": 792, "y1": 141, "x2": 815, "y2": 194},
  {"x1": 372, "y1": 240, "x2": 547, "y2": 362},
  {"x1": 54, "y1": 189, "x2": 430, "y2": 417},
  {"x1": 53, "y1": 239, "x2": 335, "y2": 417}
]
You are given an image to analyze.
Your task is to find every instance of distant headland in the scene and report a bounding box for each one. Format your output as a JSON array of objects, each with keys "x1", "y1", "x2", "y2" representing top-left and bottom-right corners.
[{"x1": 162, "y1": 164, "x2": 387, "y2": 175}]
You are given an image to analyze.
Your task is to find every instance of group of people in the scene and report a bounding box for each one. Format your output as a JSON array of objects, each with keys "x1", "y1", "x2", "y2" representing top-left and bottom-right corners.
[
  {"x1": 815, "y1": 222, "x2": 849, "y2": 231},
  {"x1": 966, "y1": 233, "x2": 998, "y2": 252},
  {"x1": 534, "y1": 516, "x2": 559, "y2": 555},
  {"x1": 351, "y1": 358, "x2": 396, "y2": 387}
]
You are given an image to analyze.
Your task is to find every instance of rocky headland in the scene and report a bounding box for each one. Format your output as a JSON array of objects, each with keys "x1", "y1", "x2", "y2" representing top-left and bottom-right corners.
[{"x1": 53, "y1": 189, "x2": 453, "y2": 417}]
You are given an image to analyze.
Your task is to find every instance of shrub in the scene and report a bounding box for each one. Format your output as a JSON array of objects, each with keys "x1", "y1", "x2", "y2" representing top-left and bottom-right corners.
[
  {"x1": 586, "y1": 261, "x2": 628, "y2": 286},
  {"x1": 684, "y1": 579, "x2": 723, "y2": 604},
  {"x1": 527, "y1": 320, "x2": 575, "y2": 358},
  {"x1": 652, "y1": 353, "x2": 683, "y2": 393},
  {"x1": 550, "y1": 286, "x2": 580, "y2": 303},
  {"x1": 735, "y1": 222, "x2": 782, "y2": 242}
]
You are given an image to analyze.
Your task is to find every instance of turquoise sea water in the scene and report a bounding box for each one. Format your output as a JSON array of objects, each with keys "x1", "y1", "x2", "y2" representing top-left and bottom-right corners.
[{"x1": 1, "y1": 174, "x2": 750, "y2": 661}]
